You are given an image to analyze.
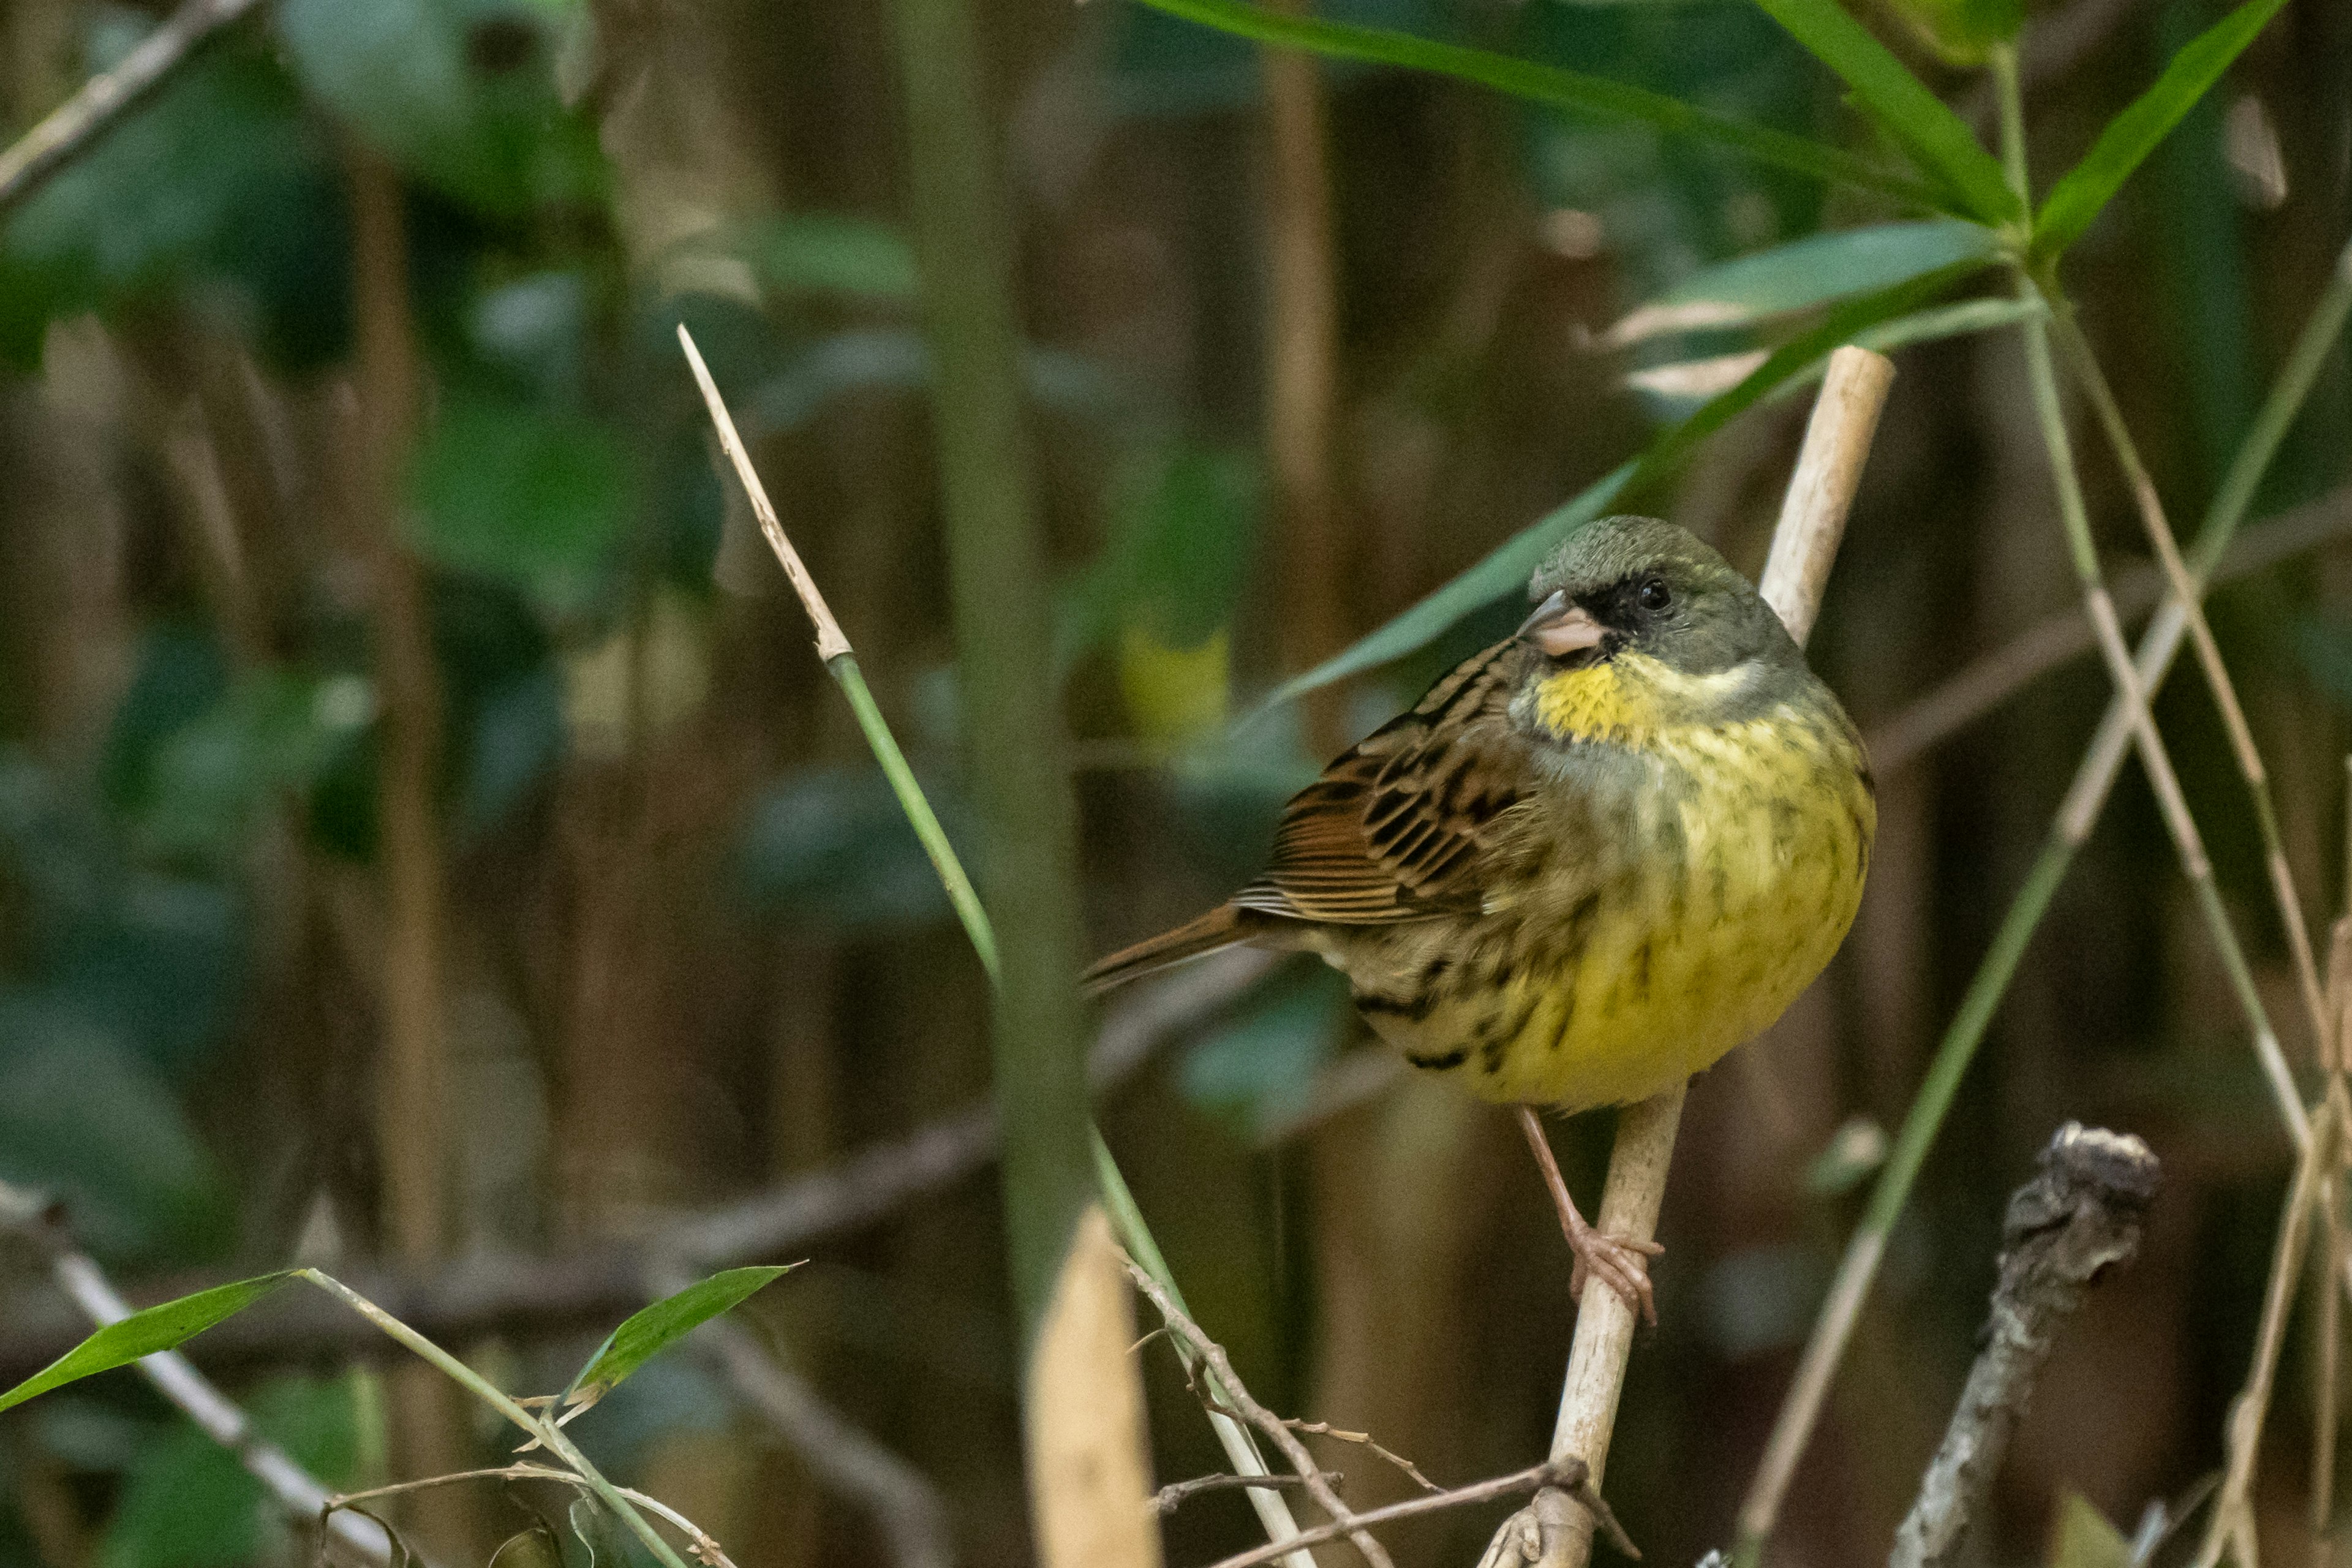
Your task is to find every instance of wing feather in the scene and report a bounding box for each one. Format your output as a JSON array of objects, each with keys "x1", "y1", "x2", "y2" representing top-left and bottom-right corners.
[{"x1": 1232, "y1": 640, "x2": 1532, "y2": 925}]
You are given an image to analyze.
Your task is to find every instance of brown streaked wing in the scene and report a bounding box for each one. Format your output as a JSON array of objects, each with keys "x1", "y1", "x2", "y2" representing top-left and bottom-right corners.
[{"x1": 1232, "y1": 640, "x2": 1530, "y2": 924}]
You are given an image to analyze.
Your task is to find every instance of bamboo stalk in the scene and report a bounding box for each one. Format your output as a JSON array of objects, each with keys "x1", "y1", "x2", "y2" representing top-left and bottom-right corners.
[{"x1": 1526, "y1": 344, "x2": 1894, "y2": 1568}]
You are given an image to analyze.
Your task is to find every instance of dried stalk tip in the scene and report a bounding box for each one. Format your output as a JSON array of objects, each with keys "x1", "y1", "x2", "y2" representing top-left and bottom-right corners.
[{"x1": 2005, "y1": 1123, "x2": 2160, "y2": 1262}]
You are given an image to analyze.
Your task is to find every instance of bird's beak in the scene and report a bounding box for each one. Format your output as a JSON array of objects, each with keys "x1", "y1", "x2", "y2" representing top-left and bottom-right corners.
[{"x1": 1518, "y1": 590, "x2": 1607, "y2": 658}]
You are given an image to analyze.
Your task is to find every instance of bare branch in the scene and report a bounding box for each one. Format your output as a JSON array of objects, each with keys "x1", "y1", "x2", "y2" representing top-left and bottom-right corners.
[
  {"x1": 1890, "y1": 1125, "x2": 2162, "y2": 1568},
  {"x1": 0, "y1": 0, "x2": 268, "y2": 218},
  {"x1": 2196, "y1": 1100, "x2": 2340, "y2": 1568}
]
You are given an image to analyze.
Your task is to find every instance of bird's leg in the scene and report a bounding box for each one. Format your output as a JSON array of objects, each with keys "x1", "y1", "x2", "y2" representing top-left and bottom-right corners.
[{"x1": 1515, "y1": 1105, "x2": 1663, "y2": 1326}]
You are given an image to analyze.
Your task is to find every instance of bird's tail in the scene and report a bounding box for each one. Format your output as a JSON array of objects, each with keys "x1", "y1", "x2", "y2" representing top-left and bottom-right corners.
[{"x1": 1084, "y1": 905, "x2": 1250, "y2": 994}]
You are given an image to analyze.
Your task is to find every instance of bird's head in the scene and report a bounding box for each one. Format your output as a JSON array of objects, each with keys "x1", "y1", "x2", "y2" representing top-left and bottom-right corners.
[{"x1": 1512, "y1": 514, "x2": 1802, "y2": 741}]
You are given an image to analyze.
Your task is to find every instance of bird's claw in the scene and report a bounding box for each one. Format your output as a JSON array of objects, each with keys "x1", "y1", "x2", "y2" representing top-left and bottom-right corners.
[{"x1": 1567, "y1": 1229, "x2": 1664, "y2": 1325}]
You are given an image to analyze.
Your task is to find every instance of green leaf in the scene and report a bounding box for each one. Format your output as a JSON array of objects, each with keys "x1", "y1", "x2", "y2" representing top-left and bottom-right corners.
[
  {"x1": 739, "y1": 214, "x2": 920, "y2": 301},
  {"x1": 1746, "y1": 0, "x2": 2021, "y2": 225},
  {"x1": 408, "y1": 393, "x2": 635, "y2": 608},
  {"x1": 1129, "y1": 0, "x2": 1952, "y2": 212},
  {"x1": 277, "y1": 0, "x2": 606, "y2": 216},
  {"x1": 2032, "y1": 0, "x2": 2291, "y2": 259},
  {"x1": 102, "y1": 1374, "x2": 360, "y2": 1568},
  {"x1": 0, "y1": 1033, "x2": 232, "y2": 1265},
  {"x1": 488, "y1": 1526, "x2": 567, "y2": 1568},
  {"x1": 1882, "y1": 0, "x2": 2024, "y2": 68},
  {"x1": 0, "y1": 1274, "x2": 295, "y2": 1415},
  {"x1": 2045, "y1": 1493, "x2": 2132, "y2": 1568},
  {"x1": 1600, "y1": 219, "x2": 2000, "y2": 347},
  {"x1": 1263, "y1": 256, "x2": 1997, "y2": 704},
  {"x1": 562, "y1": 1265, "x2": 791, "y2": 1409},
  {"x1": 1626, "y1": 295, "x2": 2041, "y2": 411}
]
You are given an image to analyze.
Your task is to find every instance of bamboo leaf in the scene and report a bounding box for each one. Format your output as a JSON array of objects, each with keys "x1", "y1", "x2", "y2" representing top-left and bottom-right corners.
[
  {"x1": 1600, "y1": 220, "x2": 2000, "y2": 348},
  {"x1": 1130, "y1": 0, "x2": 1954, "y2": 213},
  {"x1": 2032, "y1": 0, "x2": 2291, "y2": 258},
  {"x1": 1747, "y1": 0, "x2": 2021, "y2": 225},
  {"x1": 1264, "y1": 259, "x2": 1999, "y2": 705},
  {"x1": 562, "y1": 1265, "x2": 791, "y2": 1411},
  {"x1": 0, "y1": 1273, "x2": 295, "y2": 1414}
]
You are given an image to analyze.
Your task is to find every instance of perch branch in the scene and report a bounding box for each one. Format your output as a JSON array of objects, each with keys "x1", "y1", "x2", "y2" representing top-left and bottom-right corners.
[
  {"x1": 0, "y1": 1180, "x2": 402, "y2": 1568},
  {"x1": 1512, "y1": 345, "x2": 1892, "y2": 1568},
  {"x1": 1889, "y1": 1124, "x2": 2161, "y2": 1568},
  {"x1": 0, "y1": 0, "x2": 269, "y2": 217}
]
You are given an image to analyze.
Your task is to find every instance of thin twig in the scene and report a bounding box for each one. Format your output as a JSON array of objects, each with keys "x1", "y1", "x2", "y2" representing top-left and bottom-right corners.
[
  {"x1": 326, "y1": 1464, "x2": 741, "y2": 1568},
  {"x1": 2013, "y1": 279, "x2": 2305, "y2": 1148},
  {"x1": 0, "y1": 0, "x2": 268, "y2": 217},
  {"x1": 290, "y1": 1271, "x2": 695, "y2": 1568},
  {"x1": 1890, "y1": 1125, "x2": 2161, "y2": 1568},
  {"x1": 0, "y1": 1182, "x2": 403, "y2": 1568},
  {"x1": 684, "y1": 317, "x2": 1299, "y2": 1567},
  {"x1": 1152, "y1": 1472, "x2": 1332, "y2": 1518},
  {"x1": 1204, "y1": 1459, "x2": 1637, "y2": 1568},
  {"x1": 1123, "y1": 1257, "x2": 1395, "y2": 1568},
  {"x1": 1287, "y1": 1422, "x2": 1441, "y2": 1494},
  {"x1": 2196, "y1": 1099, "x2": 2340, "y2": 1568}
]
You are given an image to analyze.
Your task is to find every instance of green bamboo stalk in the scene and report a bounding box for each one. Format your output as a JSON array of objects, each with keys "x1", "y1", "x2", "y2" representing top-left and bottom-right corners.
[{"x1": 1728, "y1": 65, "x2": 2352, "y2": 1567}]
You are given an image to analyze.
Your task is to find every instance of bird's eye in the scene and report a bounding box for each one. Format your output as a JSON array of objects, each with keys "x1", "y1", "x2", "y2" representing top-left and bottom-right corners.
[{"x1": 1637, "y1": 577, "x2": 1672, "y2": 612}]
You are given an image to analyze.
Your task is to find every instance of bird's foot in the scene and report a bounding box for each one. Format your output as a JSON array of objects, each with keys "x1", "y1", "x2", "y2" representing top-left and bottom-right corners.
[
  {"x1": 1514, "y1": 1104, "x2": 1664, "y2": 1325},
  {"x1": 1564, "y1": 1214, "x2": 1664, "y2": 1327}
]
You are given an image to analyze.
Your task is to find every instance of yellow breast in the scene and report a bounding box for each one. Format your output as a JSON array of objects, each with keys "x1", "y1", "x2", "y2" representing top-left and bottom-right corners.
[{"x1": 1382, "y1": 668, "x2": 1874, "y2": 1112}]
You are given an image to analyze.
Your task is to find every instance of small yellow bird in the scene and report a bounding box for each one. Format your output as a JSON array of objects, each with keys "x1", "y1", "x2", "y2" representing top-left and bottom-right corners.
[{"x1": 1087, "y1": 514, "x2": 1875, "y2": 1318}]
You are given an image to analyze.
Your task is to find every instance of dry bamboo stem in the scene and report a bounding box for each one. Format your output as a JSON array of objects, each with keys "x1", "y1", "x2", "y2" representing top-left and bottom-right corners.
[
  {"x1": 1518, "y1": 345, "x2": 1894, "y2": 1568},
  {"x1": 2196, "y1": 1098, "x2": 2338, "y2": 1568}
]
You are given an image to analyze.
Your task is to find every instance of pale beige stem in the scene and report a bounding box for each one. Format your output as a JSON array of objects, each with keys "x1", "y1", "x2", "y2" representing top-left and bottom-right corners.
[
  {"x1": 2195, "y1": 1100, "x2": 2337, "y2": 1568},
  {"x1": 1526, "y1": 345, "x2": 1894, "y2": 1568},
  {"x1": 676, "y1": 326, "x2": 851, "y2": 662}
]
